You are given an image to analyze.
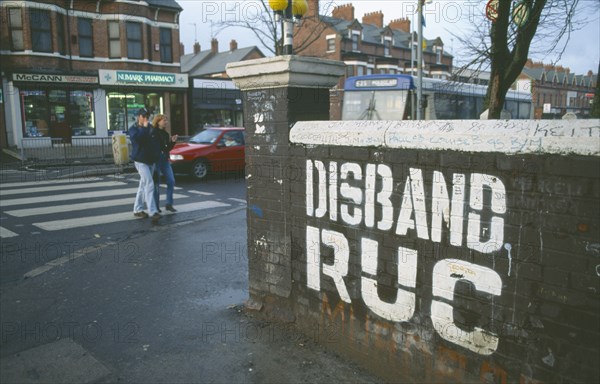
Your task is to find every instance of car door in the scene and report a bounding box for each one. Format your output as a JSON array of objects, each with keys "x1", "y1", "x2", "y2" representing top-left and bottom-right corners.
[{"x1": 213, "y1": 130, "x2": 245, "y2": 171}]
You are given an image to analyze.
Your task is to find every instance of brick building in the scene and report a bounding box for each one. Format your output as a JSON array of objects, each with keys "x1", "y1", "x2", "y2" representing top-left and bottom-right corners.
[
  {"x1": 516, "y1": 60, "x2": 597, "y2": 119},
  {"x1": 294, "y1": 0, "x2": 453, "y2": 119},
  {"x1": 0, "y1": 0, "x2": 188, "y2": 148}
]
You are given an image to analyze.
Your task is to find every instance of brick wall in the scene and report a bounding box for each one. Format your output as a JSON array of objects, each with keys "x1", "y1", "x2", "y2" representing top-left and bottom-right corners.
[
  {"x1": 247, "y1": 118, "x2": 600, "y2": 383},
  {"x1": 0, "y1": 1, "x2": 181, "y2": 74}
]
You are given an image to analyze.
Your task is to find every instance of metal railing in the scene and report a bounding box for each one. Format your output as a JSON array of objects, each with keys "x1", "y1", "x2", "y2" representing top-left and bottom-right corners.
[
  {"x1": 20, "y1": 136, "x2": 189, "y2": 166},
  {"x1": 20, "y1": 137, "x2": 128, "y2": 166}
]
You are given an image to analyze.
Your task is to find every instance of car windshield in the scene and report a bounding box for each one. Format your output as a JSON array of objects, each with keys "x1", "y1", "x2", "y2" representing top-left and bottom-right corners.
[{"x1": 189, "y1": 129, "x2": 222, "y2": 144}]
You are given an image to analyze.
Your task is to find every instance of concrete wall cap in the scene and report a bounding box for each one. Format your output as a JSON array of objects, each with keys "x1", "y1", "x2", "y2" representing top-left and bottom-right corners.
[
  {"x1": 226, "y1": 55, "x2": 346, "y2": 91},
  {"x1": 290, "y1": 119, "x2": 600, "y2": 156}
]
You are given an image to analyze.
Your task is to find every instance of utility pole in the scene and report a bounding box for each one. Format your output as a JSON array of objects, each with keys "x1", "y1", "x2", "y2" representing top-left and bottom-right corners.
[{"x1": 417, "y1": 0, "x2": 424, "y2": 120}]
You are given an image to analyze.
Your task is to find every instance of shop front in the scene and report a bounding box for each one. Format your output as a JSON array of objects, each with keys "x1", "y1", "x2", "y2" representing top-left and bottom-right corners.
[
  {"x1": 99, "y1": 70, "x2": 188, "y2": 136},
  {"x1": 190, "y1": 79, "x2": 243, "y2": 134},
  {"x1": 2, "y1": 70, "x2": 188, "y2": 148},
  {"x1": 3, "y1": 73, "x2": 99, "y2": 146}
]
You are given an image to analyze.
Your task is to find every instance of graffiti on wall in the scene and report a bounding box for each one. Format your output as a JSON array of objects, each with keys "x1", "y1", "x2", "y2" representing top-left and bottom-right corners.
[{"x1": 305, "y1": 159, "x2": 509, "y2": 355}]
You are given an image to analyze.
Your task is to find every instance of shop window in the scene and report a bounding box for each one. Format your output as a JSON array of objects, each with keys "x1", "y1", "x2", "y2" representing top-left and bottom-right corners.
[
  {"x1": 107, "y1": 92, "x2": 163, "y2": 132},
  {"x1": 108, "y1": 22, "x2": 121, "y2": 58},
  {"x1": 160, "y1": 28, "x2": 173, "y2": 63},
  {"x1": 78, "y1": 18, "x2": 94, "y2": 57},
  {"x1": 9, "y1": 8, "x2": 24, "y2": 51},
  {"x1": 21, "y1": 90, "x2": 49, "y2": 137},
  {"x1": 56, "y1": 13, "x2": 66, "y2": 55},
  {"x1": 70, "y1": 91, "x2": 95, "y2": 136},
  {"x1": 30, "y1": 9, "x2": 52, "y2": 53},
  {"x1": 126, "y1": 21, "x2": 143, "y2": 59}
]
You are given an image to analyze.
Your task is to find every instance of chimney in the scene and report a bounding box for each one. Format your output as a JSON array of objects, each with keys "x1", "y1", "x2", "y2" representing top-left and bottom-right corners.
[
  {"x1": 308, "y1": 0, "x2": 319, "y2": 17},
  {"x1": 362, "y1": 11, "x2": 383, "y2": 28},
  {"x1": 525, "y1": 58, "x2": 533, "y2": 68},
  {"x1": 180, "y1": 42, "x2": 185, "y2": 55},
  {"x1": 230, "y1": 39, "x2": 238, "y2": 51},
  {"x1": 332, "y1": 4, "x2": 354, "y2": 21},
  {"x1": 211, "y1": 38, "x2": 219, "y2": 54},
  {"x1": 193, "y1": 42, "x2": 201, "y2": 54},
  {"x1": 389, "y1": 17, "x2": 410, "y2": 33}
]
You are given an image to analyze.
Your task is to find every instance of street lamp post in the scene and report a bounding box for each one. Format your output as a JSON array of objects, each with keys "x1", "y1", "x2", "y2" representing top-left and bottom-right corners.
[
  {"x1": 417, "y1": 0, "x2": 424, "y2": 120},
  {"x1": 269, "y1": 0, "x2": 308, "y2": 55}
]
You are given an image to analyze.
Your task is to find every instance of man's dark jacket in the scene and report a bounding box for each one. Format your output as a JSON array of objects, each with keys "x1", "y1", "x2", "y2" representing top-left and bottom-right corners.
[{"x1": 128, "y1": 123, "x2": 161, "y2": 164}]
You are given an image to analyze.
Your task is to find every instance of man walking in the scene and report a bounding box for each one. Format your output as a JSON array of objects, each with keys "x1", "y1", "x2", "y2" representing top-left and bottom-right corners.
[{"x1": 129, "y1": 107, "x2": 161, "y2": 222}]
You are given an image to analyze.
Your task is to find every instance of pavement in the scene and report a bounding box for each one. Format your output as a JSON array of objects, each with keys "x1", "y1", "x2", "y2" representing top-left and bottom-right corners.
[{"x1": 0, "y1": 153, "x2": 384, "y2": 383}]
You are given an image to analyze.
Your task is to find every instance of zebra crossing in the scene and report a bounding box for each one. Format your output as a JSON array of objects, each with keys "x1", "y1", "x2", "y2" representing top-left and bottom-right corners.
[{"x1": 0, "y1": 177, "x2": 237, "y2": 238}]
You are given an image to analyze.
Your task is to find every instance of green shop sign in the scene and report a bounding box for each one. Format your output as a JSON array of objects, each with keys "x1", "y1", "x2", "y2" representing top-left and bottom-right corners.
[{"x1": 99, "y1": 70, "x2": 188, "y2": 88}]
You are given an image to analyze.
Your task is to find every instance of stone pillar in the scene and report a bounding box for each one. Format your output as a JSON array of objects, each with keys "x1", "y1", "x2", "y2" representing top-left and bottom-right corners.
[{"x1": 226, "y1": 56, "x2": 345, "y2": 320}]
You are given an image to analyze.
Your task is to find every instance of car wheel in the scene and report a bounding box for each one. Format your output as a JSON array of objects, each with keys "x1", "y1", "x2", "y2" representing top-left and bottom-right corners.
[{"x1": 191, "y1": 159, "x2": 209, "y2": 180}]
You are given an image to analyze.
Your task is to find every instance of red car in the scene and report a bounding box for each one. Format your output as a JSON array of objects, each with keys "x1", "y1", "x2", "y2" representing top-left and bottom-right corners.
[{"x1": 169, "y1": 127, "x2": 245, "y2": 180}]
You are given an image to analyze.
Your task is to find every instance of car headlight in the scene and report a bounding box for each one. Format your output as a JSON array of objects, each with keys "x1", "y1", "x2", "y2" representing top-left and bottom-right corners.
[{"x1": 170, "y1": 154, "x2": 184, "y2": 161}]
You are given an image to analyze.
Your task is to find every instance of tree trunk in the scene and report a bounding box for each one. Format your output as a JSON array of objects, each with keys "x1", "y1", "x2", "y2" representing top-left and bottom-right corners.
[{"x1": 486, "y1": 0, "x2": 547, "y2": 119}]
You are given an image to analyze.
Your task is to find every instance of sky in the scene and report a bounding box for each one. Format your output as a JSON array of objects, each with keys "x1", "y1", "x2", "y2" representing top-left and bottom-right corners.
[{"x1": 177, "y1": 0, "x2": 600, "y2": 75}]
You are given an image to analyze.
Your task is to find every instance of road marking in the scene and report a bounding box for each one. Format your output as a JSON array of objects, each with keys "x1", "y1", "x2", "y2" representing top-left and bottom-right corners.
[
  {"x1": 0, "y1": 226, "x2": 18, "y2": 238},
  {"x1": 4, "y1": 193, "x2": 189, "y2": 217},
  {"x1": 0, "y1": 181, "x2": 128, "y2": 196},
  {"x1": 0, "y1": 187, "x2": 140, "y2": 207},
  {"x1": 189, "y1": 190, "x2": 215, "y2": 196},
  {"x1": 23, "y1": 241, "x2": 118, "y2": 279},
  {"x1": 228, "y1": 198, "x2": 246, "y2": 203},
  {"x1": 0, "y1": 177, "x2": 102, "y2": 189},
  {"x1": 33, "y1": 200, "x2": 231, "y2": 231}
]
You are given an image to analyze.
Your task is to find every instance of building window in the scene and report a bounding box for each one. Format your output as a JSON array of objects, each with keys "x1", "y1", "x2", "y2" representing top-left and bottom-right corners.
[
  {"x1": 436, "y1": 47, "x2": 442, "y2": 64},
  {"x1": 351, "y1": 33, "x2": 359, "y2": 51},
  {"x1": 30, "y1": 9, "x2": 52, "y2": 53},
  {"x1": 346, "y1": 65, "x2": 354, "y2": 78},
  {"x1": 78, "y1": 18, "x2": 94, "y2": 57},
  {"x1": 357, "y1": 66, "x2": 364, "y2": 76},
  {"x1": 326, "y1": 37, "x2": 335, "y2": 52},
  {"x1": 160, "y1": 27, "x2": 173, "y2": 63},
  {"x1": 384, "y1": 39, "x2": 391, "y2": 56},
  {"x1": 126, "y1": 21, "x2": 143, "y2": 59},
  {"x1": 108, "y1": 22, "x2": 121, "y2": 58},
  {"x1": 8, "y1": 8, "x2": 24, "y2": 51},
  {"x1": 147, "y1": 24, "x2": 153, "y2": 61},
  {"x1": 56, "y1": 13, "x2": 66, "y2": 55}
]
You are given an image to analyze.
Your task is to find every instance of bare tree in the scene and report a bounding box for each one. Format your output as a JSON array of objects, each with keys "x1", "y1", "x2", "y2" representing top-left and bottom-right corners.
[
  {"x1": 211, "y1": 0, "x2": 334, "y2": 56},
  {"x1": 451, "y1": 0, "x2": 594, "y2": 118}
]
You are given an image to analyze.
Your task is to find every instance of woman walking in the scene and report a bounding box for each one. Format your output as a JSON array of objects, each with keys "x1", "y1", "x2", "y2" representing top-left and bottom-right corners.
[{"x1": 152, "y1": 114, "x2": 178, "y2": 212}]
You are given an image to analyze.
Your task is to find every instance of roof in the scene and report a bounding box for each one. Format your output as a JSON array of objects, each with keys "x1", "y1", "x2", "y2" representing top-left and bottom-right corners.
[
  {"x1": 320, "y1": 15, "x2": 451, "y2": 57},
  {"x1": 522, "y1": 66, "x2": 597, "y2": 87},
  {"x1": 181, "y1": 46, "x2": 266, "y2": 78},
  {"x1": 146, "y1": 0, "x2": 182, "y2": 11}
]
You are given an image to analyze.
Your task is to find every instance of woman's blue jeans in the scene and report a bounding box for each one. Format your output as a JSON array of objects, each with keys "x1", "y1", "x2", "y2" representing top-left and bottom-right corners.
[{"x1": 153, "y1": 153, "x2": 175, "y2": 207}]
